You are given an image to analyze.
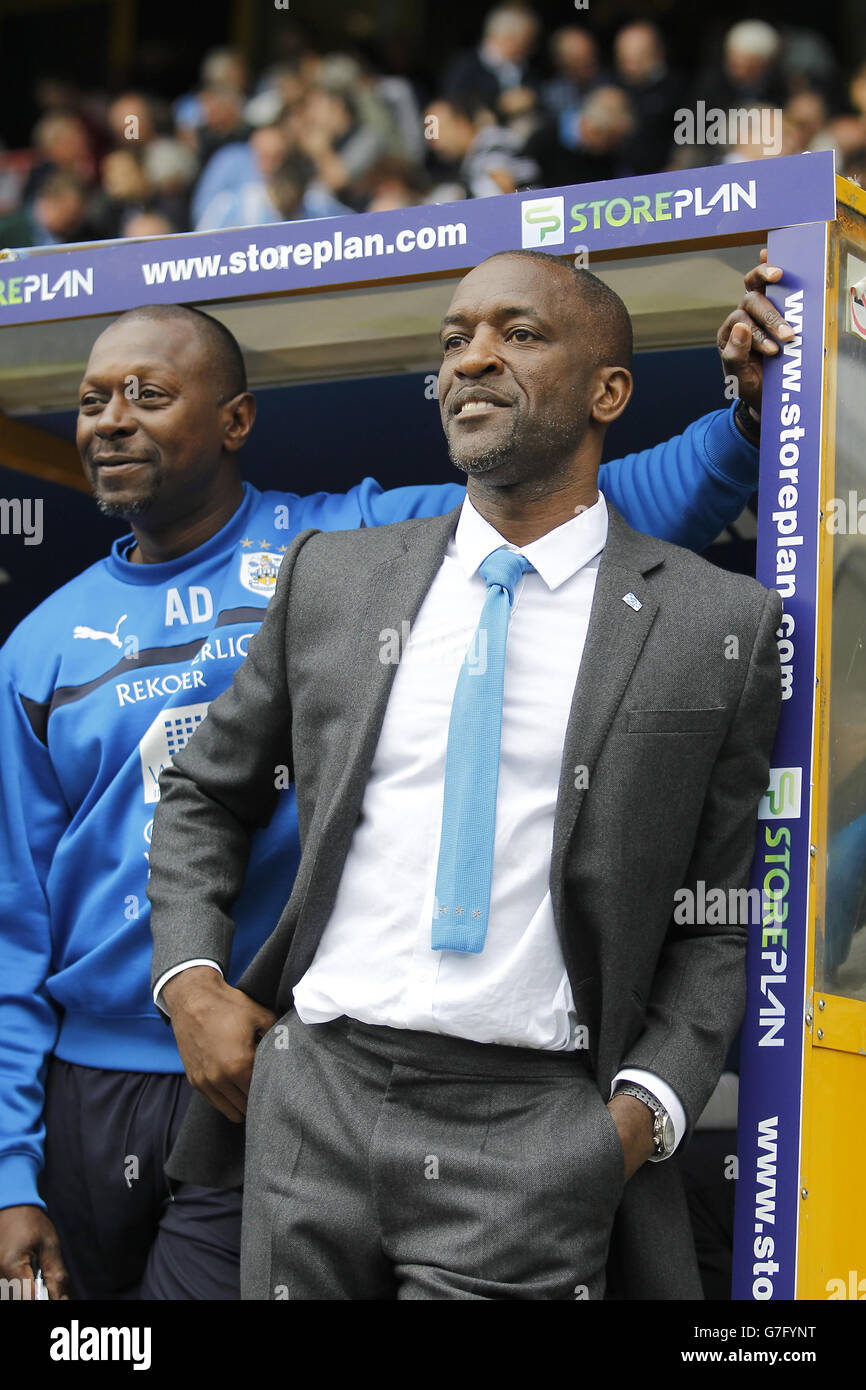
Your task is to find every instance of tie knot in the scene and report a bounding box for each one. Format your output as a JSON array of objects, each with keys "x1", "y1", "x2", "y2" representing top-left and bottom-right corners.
[{"x1": 478, "y1": 547, "x2": 533, "y2": 605}]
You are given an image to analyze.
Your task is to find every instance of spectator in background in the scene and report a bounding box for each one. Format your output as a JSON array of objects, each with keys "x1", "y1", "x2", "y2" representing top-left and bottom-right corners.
[
  {"x1": 106, "y1": 93, "x2": 158, "y2": 150},
  {"x1": 363, "y1": 157, "x2": 432, "y2": 212},
  {"x1": 190, "y1": 86, "x2": 251, "y2": 169},
  {"x1": 541, "y1": 26, "x2": 603, "y2": 125},
  {"x1": 191, "y1": 132, "x2": 264, "y2": 228},
  {"x1": 8, "y1": 17, "x2": 866, "y2": 250},
  {"x1": 838, "y1": 80, "x2": 866, "y2": 182},
  {"x1": 781, "y1": 26, "x2": 841, "y2": 106},
  {"x1": 313, "y1": 53, "x2": 408, "y2": 164},
  {"x1": 613, "y1": 22, "x2": 680, "y2": 175},
  {"x1": 24, "y1": 111, "x2": 97, "y2": 200},
  {"x1": 266, "y1": 152, "x2": 351, "y2": 221},
  {"x1": 372, "y1": 65, "x2": 426, "y2": 168},
  {"x1": 265, "y1": 153, "x2": 318, "y2": 221},
  {"x1": 192, "y1": 109, "x2": 353, "y2": 232},
  {"x1": 0, "y1": 170, "x2": 96, "y2": 248},
  {"x1": 142, "y1": 138, "x2": 199, "y2": 230},
  {"x1": 196, "y1": 123, "x2": 290, "y2": 230},
  {"x1": 244, "y1": 61, "x2": 309, "y2": 129},
  {"x1": 203, "y1": 47, "x2": 249, "y2": 101},
  {"x1": 815, "y1": 114, "x2": 866, "y2": 178},
  {"x1": 783, "y1": 90, "x2": 831, "y2": 154},
  {"x1": 99, "y1": 148, "x2": 152, "y2": 238},
  {"x1": 174, "y1": 47, "x2": 250, "y2": 135},
  {"x1": 558, "y1": 85, "x2": 636, "y2": 184},
  {"x1": 120, "y1": 210, "x2": 178, "y2": 238},
  {"x1": 425, "y1": 92, "x2": 540, "y2": 199},
  {"x1": 30, "y1": 77, "x2": 109, "y2": 167},
  {"x1": 444, "y1": 5, "x2": 540, "y2": 107},
  {"x1": 844, "y1": 59, "x2": 866, "y2": 178},
  {"x1": 498, "y1": 84, "x2": 575, "y2": 189},
  {"x1": 722, "y1": 104, "x2": 799, "y2": 162},
  {"x1": 289, "y1": 85, "x2": 388, "y2": 211},
  {"x1": 196, "y1": 120, "x2": 349, "y2": 231},
  {"x1": 694, "y1": 20, "x2": 787, "y2": 114},
  {"x1": 850, "y1": 61, "x2": 866, "y2": 120},
  {"x1": 325, "y1": 50, "x2": 427, "y2": 168}
]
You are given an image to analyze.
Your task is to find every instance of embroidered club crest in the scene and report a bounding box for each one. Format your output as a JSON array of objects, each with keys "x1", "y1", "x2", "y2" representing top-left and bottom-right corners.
[{"x1": 240, "y1": 550, "x2": 282, "y2": 597}]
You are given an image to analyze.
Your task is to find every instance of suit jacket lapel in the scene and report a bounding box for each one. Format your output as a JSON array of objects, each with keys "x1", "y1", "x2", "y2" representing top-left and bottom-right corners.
[
  {"x1": 285, "y1": 505, "x2": 463, "y2": 989},
  {"x1": 348, "y1": 505, "x2": 464, "y2": 775},
  {"x1": 550, "y1": 504, "x2": 666, "y2": 888}
]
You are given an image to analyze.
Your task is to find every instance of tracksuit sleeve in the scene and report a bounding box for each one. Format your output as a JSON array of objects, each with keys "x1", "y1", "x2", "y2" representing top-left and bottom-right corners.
[
  {"x1": 354, "y1": 478, "x2": 466, "y2": 526},
  {"x1": 598, "y1": 404, "x2": 759, "y2": 552},
  {"x1": 0, "y1": 664, "x2": 68, "y2": 1210},
  {"x1": 332, "y1": 404, "x2": 756, "y2": 546}
]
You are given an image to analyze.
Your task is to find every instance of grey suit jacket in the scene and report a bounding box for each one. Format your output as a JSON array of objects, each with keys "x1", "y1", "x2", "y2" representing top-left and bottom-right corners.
[{"x1": 147, "y1": 501, "x2": 782, "y2": 1299}]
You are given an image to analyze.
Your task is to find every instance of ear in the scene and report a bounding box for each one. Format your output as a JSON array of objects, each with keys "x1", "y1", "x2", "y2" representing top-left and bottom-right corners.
[
  {"x1": 221, "y1": 391, "x2": 257, "y2": 453},
  {"x1": 591, "y1": 367, "x2": 633, "y2": 426}
]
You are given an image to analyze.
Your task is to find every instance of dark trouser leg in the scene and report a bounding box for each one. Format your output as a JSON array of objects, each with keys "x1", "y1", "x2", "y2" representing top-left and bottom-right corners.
[
  {"x1": 41, "y1": 1059, "x2": 170, "y2": 1300},
  {"x1": 40, "y1": 1058, "x2": 241, "y2": 1300},
  {"x1": 241, "y1": 1014, "x2": 397, "y2": 1300},
  {"x1": 241, "y1": 1012, "x2": 624, "y2": 1301},
  {"x1": 679, "y1": 1129, "x2": 737, "y2": 1300},
  {"x1": 139, "y1": 1181, "x2": 241, "y2": 1300}
]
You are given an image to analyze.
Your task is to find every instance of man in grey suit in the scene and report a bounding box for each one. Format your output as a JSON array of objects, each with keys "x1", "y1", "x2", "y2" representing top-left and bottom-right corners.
[{"x1": 148, "y1": 249, "x2": 782, "y2": 1300}]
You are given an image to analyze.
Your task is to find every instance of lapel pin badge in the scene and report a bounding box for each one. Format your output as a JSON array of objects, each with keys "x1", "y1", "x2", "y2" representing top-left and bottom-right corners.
[{"x1": 622, "y1": 592, "x2": 643, "y2": 611}]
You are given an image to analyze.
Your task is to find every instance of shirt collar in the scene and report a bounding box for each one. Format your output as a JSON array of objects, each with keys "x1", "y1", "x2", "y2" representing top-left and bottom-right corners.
[{"x1": 454, "y1": 490, "x2": 608, "y2": 591}]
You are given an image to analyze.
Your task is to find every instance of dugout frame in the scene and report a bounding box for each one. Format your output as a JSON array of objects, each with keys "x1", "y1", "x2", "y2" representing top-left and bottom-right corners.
[{"x1": 0, "y1": 147, "x2": 862, "y2": 1301}]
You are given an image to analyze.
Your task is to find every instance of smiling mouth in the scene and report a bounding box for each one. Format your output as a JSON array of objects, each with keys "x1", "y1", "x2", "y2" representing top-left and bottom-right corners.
[
  {"x1": 453, "y1": 399, "x2": 511, "y2": 419},
  {"x1": 92, "y1": 457, "x2": 150, "y2": 469}
]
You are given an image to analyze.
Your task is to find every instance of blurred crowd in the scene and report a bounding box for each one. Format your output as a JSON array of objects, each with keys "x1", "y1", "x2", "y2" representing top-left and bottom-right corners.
[{"x1": 0, "y1": 6, "x2": 862, "y2": 250}]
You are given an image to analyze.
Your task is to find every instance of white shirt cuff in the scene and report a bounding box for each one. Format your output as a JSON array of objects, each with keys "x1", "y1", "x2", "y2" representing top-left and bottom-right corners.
[
  {"x1": 610, "y1": 1067, "x2": 687, "y2": 1160},
  {"x1": 153, "y1": 959, "x2": 224, "y2": 1015}
]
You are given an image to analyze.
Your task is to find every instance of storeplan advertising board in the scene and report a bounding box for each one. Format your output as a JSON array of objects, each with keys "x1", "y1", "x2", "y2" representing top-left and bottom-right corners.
[
  {"x1": 733, "y1": 221, "x2": 828, "y2": 1300},
  {"x1": 1, "y1": 149, "x2": 839, "y2": 1301},
  {"x1": 0, "y1": 150, "x2": 836, "y2": 325}
]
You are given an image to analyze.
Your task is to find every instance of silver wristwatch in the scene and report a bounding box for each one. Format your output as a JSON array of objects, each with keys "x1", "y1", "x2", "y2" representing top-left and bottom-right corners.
[{"x1": 614, "y1": 1082, "x2": 676, "y2": 1159}]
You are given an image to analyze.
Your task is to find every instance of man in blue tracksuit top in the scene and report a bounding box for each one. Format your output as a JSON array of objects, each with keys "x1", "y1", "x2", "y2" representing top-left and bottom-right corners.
[{"x1": 0, "y1": 254, "x2": 791, "y2": 1300}]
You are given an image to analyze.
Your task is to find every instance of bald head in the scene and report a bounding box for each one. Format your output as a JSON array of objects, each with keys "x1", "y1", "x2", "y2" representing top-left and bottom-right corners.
[
  {"x1": 102, "y1": 303, "x2": 247, "y2": 402},
  {"x1": 480, "y1": 250, "x2": 633, "y2": 370}
]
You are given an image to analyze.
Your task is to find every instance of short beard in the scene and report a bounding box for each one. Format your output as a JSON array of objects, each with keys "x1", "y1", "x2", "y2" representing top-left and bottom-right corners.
[
  {"x1": 91, "y1": 470, "x2": 164, "y2": 520},
  {"x1": 447, "y1": 437, "x2": 520, "y2": 478},
  {"x1": 446, "y1": 407, "x2": 589, "y2": 487}
]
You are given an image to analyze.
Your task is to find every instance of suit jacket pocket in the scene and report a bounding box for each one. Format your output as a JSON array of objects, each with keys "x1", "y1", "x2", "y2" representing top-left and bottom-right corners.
[{"x1": 627, "y1": 707, "x2": 727, "y2": 735}]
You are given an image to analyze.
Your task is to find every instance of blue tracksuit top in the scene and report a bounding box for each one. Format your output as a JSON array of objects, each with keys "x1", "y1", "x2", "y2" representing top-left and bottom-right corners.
[{"x1": 0, "y1": 403, "x2": 758, "y2": 1207}]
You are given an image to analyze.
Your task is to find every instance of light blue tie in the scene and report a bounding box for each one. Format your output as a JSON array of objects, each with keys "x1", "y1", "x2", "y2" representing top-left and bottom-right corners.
[{"x1": 432, "y1": 547, "x2": 534, "y2": 953}]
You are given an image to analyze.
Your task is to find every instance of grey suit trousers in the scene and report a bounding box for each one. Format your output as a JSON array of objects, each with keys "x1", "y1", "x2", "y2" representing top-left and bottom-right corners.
[{"x1": 241, "y1": 1011, "x2": 626, "y2": 1300}]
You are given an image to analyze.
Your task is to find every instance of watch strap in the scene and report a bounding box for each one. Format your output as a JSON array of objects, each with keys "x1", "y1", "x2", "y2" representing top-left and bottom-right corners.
[
  {"x1": 614, "y1": 1082, "x2": 674, "y2": 1157},
  {"x1": 734, "y1": 395, "x2": 761, "y2": 443}
]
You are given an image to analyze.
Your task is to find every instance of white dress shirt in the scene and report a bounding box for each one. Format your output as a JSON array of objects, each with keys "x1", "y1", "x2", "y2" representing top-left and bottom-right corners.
[{"x1": 156, "y1": 493, "x2": 685, "y2": 1152}]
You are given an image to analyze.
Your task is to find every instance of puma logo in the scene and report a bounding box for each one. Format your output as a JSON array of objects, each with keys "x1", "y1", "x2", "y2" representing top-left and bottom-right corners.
[{"x1": 73, "y1": 613, "x2": 128, "y2": 648}]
